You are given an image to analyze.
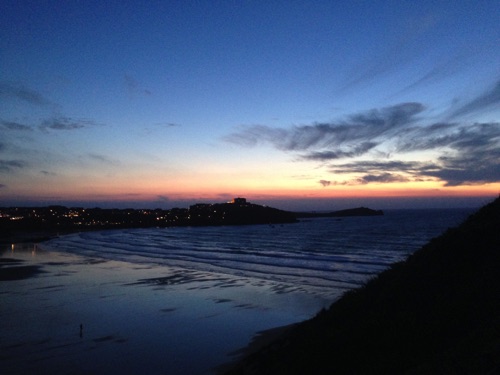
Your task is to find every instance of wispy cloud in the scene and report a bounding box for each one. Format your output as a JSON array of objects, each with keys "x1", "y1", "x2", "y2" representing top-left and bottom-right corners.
[
  {"x1": 87, "y1": 153, "x2": 118, "y2": 165},
  {"x1": 429, "y1": 148, "x2": 500, "y2": 186},
  {"x1": 303, "y1": 142, "x2": 378, "y2": 161},
  {"x1": 357, "y1": 173, "x2": 410, "y2": 185},
  {"x1": 1, "y1": 120, "x2": 33, "y2": 131},
  {"x1": 40, "y1": 170, "x2": 57, "y2": 176},
  {"x1": 340, "y1": 13, "x2": 439, "y2": 92},
  {"x1": 329, "y1": 160, "x2": 437, "y2": 175},
  {"x1": 226, "y1": 103, "x2": 424, "y2": 155},
  {"x1": 393, "y1": 49, "x2": 475, "y2": 97},
  {"x1": 226, "y1": 101, "x2": 500, "y2": 187},
  {"x1": 155, "y1": 122, "x2": 180, "y2": 128},
  {"x1": 0, "y1": 159, "x2": 27, "y2": 173},
  {"x1": 449, "y1": 79, "x2": 500, "y2": 119},
  {"x1": 332, "y1": 121, "x2": 500, "y2": 186},
  {"x1": 39, "y1": 117, "x2": 96, "y2": 131},
  {"x1": 0, "y1": 81, "x2": 52, "y2": 106}
]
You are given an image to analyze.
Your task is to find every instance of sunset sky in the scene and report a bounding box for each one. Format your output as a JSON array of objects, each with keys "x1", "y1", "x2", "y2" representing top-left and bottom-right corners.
[{"x1": 1, "y1": 1, "x2": 499, "y2": 210}]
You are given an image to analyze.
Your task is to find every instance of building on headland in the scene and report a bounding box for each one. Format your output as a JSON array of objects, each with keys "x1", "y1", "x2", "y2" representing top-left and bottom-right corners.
[{"x1": 230, "y1": 197, "x2": 247, "y2": 205}]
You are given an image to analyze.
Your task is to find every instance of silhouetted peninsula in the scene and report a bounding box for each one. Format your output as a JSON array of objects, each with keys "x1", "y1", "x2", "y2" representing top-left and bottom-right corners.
[
  {"x1": 294, "y1": 206, "x2": 383, "y2": 218},
  {"x1": 0, "y1": 198, "x2": 297, "y2": 244},
  {"x1": 225, "y1": 197, "x2": 500, "y2": 374}
]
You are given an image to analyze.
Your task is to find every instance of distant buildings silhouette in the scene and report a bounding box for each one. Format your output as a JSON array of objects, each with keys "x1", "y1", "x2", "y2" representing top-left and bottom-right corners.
[{"x1": 0, "y1": 198, "x2": 295, "y2": 234}]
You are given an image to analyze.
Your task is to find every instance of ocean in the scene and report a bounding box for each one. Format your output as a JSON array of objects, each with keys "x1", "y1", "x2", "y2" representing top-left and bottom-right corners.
[{"x1": 44, "y1": 208, "x2": 473, "y2": 301}]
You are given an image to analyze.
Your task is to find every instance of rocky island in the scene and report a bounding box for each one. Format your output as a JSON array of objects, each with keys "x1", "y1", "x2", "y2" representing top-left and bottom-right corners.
[{"x1": 294, "y1": 206, "x2": 383, "y2": 218}]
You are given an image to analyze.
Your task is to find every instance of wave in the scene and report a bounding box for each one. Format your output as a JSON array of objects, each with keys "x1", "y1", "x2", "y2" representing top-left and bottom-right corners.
[{"x1": 42, "y1": 209, "x2": 473, "y2": 298}]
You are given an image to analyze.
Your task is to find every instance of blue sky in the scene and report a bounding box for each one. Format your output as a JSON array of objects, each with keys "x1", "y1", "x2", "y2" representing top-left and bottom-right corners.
[{"x1": 1, "y1": 1, "x2": 499, "y2": 210}]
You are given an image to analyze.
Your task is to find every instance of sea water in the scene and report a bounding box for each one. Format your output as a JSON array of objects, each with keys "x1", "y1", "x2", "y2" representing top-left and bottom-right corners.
[{"x1": 45, "y1": 208, "x2": 473, "y2": 300}]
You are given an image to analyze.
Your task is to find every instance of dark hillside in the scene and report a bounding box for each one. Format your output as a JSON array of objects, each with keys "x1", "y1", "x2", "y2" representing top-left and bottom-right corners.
[{"x1": 226, "y1": 197, "x2": 500, "y2": 374}]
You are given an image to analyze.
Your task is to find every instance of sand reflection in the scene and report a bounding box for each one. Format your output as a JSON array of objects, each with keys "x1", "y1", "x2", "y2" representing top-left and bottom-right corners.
[{"x1": 0, "y1": 243, "x2": 328, "y2": 374}]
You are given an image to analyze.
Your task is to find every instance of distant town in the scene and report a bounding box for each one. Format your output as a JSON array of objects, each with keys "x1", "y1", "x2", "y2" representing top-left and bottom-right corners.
[
  {"x1": 0, "y1": 197, "x2": 382, "y2": 243},
  {"x1": 0, "y1": 198, "x2": 294, "y2": 234}
]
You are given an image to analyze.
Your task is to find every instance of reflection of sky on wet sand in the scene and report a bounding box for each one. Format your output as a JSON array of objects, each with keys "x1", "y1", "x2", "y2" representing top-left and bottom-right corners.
[{"x1": 0, "y1": 245, "x2": 328, "y2": 374}]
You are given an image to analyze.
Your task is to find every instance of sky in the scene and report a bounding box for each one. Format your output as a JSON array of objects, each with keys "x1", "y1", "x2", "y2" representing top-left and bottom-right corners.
[{"x1": 1, "y1": 1, "x2": 499, "y2": 210}]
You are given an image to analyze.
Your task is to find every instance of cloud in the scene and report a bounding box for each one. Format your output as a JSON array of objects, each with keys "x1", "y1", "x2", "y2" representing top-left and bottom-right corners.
[
  {"x1": 0, "y1": 159, "x2": 26, "y2": 173},
  {"x1": 329, "y1": 160, "x2": 437, "y2": 175},
  {"x1": 156, "y1": 122, "x2": 180, "y2": 128},
  {"x1": 226, "y1": 103, "x2": 424, "y2": 156},
  {"x1": 397, "y1": 122, "x2": 499, "y2": 153},
  {"x1": 319, "y1": 180, "x2": 331, "y2": 187},
  {"x1": 40, "y1": 170, "x2": 56, "y2": 176},
  {"x1": 395, "y1": 122, "x2": 500, "y2": 185},
  {"x1": 303, "y1": 142, "x2": 378, "y2": 161},
  {"x1": 87, "y1": 153, "x2": 117, "y2": 165},
  {"x1": 1, "y1": 120, "x2": 33, "y2": 131},
  {"x1": 39, "y1": 117, "x2": 95, "y2": 131},
  {"x1": 0, "y1": 184, "x2": 5, "y2": 188},
  {"x1": 449, "y1": 79, "x2": 500, "y2": 118},
  {"x1": 329, "y1": 160, "x2": 439, "y2": 186},
  {"x1": 427, "y1": 148, "x2": 500, "y2": 186},
  {"x1": 227, "y1": 101, "x2": 500, "y2": 187},
  {"x1": 0, "y1": 82, "x2": 52, "y2": 106},
  {"x1": 356, "y1": 173, "x2": 410, "y2": 184},
  {"x1": 330, "y1": 120, "x2": 500, "y2": 185},
  {"x1": 331, "y1": 121, "x2": 500, "y2": 186}
]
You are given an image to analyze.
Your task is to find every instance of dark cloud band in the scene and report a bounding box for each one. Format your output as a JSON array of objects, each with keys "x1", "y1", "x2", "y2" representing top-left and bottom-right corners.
[{"x1": 226, "y1": 101, "x2": 500, "y2": 186}]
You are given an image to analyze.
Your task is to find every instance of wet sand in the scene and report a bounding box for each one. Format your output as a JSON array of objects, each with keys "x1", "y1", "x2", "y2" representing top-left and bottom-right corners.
[{"x1": 0, "y1": 241, "x2": 329, "y2": 374}]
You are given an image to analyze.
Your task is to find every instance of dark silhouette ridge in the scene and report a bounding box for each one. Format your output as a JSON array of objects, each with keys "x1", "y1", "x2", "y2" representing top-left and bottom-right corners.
[
  {"x1": 0, "y1": 198, "x2": 296, "y2": 244},
  {"x1": 224, "y1": 197, "x2": 500, "y2": 374}
]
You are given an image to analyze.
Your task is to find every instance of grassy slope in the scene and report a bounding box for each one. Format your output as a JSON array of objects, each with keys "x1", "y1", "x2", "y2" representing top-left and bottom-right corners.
[{"x1": 227, "y1": 197, "x2": 500, "y2": 374}]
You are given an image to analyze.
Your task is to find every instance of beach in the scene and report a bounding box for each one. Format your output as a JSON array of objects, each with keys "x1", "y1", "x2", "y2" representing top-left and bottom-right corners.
[
  {"x1": 0, "y1": 240, "x2": 327, "y2": 375},
  {"x1": 0, "y1": 208, "x2": 477, "y2": 374}
]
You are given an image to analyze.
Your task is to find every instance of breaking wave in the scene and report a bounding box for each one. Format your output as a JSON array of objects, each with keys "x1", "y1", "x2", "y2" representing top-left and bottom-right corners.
[{"x1": 43, "y1": 209, "x2": 472, "y2": 297}]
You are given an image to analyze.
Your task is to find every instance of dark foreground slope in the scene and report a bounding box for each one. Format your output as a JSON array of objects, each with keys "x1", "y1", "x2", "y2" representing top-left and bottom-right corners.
[{"x1": 226, "y1": 197, "x2": 500, "y2": 374}]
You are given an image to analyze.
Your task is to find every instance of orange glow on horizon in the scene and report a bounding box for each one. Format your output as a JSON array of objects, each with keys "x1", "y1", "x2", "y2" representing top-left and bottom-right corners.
[
  {"x1": 45, "y1": 182, "x2": 499, "y2": 202},
  {"x1": 3, "y1": 170, "x2": 498, "y2": 207}
]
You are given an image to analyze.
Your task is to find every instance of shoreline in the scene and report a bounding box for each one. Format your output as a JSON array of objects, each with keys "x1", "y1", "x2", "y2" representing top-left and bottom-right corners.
[
  {"x1": 0, "y1": 229, "x2": 77, "y2": 247},
  {"x1": 1, "y1": 233, "x2": 327, "y2": 375}
]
